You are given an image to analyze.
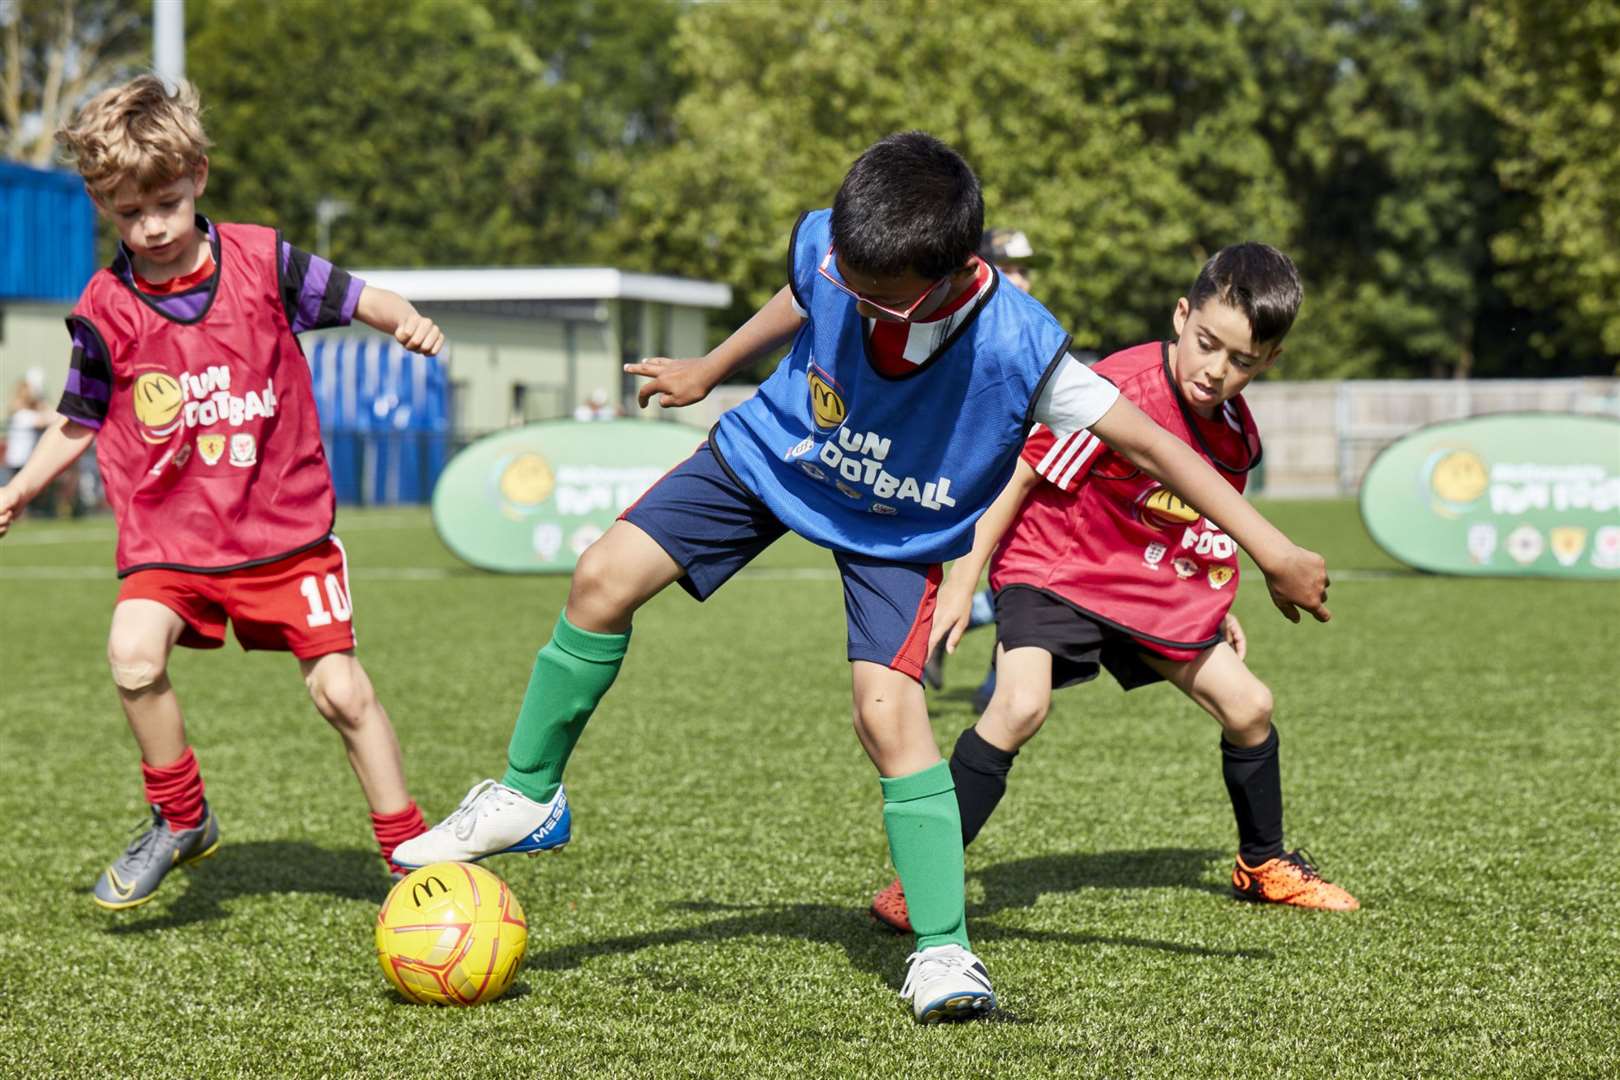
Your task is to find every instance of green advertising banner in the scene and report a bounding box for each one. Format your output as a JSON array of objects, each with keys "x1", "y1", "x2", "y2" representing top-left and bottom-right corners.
[
  {"x1": 1359, "y1": 413, "x2": 1620, "y2": 579},
  {"x1": 432, "y1": 420, "x2": 707, "y2": 572}
]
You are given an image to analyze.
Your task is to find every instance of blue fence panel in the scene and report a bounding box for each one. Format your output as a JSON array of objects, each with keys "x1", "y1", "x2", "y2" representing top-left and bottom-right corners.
[
  {"x1": 308, "y1": 337, "x2": 449, "y2": 505},
  {"x1": 0, "y1": 161, "x2": 98, "y2": 301}
]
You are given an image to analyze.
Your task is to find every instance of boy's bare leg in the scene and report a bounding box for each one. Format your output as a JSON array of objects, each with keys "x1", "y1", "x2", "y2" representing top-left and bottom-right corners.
[
  {"x1": 300, "y1": 650, "x2": 410, "y2": 814},
  {"x1": 107, "y1": 599, "x2": 190, "y2": 765},
  {"x1": 392, "y1": 520, "x2": 684, "y2": 867},
  {"x1": 973, "y1": 644, "x2": 1057, "y2": 753},
  {"x1": 565, "y1": 519, "x2": 686, "y2": 633},
  {"x1": 850, "y1": 660, "x2": 938, "y2": 776},
  {"x1": 1140, "y1": 642, "x2": 1273, "y2": 745}
]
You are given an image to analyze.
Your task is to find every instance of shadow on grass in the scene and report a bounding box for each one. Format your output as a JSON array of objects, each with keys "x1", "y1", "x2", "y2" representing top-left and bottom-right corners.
[
  {"x1": 524, "y1": 847, "x2": 1266, "y2": 995},
  {"x1": 94, "y1": 840, "x2": 387, "y2": 934}
]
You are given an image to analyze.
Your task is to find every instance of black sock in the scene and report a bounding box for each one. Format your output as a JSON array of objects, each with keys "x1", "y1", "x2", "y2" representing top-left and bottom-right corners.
[
  {"x1": 950, "y1": 727, "x2": 1018, "y2": 847},
  {"x1": 1222, "y1": 727, "x2": 1285, "y2": 865}
]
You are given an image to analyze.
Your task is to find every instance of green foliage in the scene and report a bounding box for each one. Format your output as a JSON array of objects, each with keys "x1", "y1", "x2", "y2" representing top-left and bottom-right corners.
[
  {"x1": 1480, "y1": 0, "x2": 1620, "y2": 365},
  {"x1": 188, "y1": 0, "x2": 680, "y2": 266},
  {"x1": 2, "y1": 507, "x2": 1619, "y2": 1076}
]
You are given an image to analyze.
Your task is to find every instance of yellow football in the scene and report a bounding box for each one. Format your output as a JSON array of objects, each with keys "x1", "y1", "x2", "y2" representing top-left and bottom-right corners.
[{"x1": 375, "y1": 862, "x2": 527, "y2": 1006}]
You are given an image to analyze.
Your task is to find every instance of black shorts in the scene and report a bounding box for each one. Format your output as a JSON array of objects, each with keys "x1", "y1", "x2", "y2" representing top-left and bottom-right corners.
[{"x1": 993, "y1": 585, "x2": 1168, "y2": 691}]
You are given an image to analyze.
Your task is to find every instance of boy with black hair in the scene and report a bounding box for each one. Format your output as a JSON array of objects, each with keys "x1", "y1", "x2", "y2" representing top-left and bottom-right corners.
[
  {"x1": 396, "y1": 134, "x2": 1333, "y2": 1022},
  {"x1": 870, "y1": 243, "x2": 1358, "y2": 935}
]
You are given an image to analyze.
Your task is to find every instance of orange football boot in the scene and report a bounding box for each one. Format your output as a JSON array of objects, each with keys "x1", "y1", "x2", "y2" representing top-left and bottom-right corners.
[
  {"x1": 870, "y1": 877, "x2": 912, "y2": 933},
  {"x1": 1232, "y1": 850, "x2": 1359, "y2": 911}
]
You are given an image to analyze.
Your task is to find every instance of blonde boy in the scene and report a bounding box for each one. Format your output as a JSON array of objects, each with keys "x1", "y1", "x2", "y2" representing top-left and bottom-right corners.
[{"x1": 0, "y1": 76, "x2": 442, "y2": 908}]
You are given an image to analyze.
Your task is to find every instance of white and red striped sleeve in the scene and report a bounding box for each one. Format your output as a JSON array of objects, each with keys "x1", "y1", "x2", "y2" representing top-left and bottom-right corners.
[{"x1": 1021, "y1": 423, "x2": 1105, "y2": 493}]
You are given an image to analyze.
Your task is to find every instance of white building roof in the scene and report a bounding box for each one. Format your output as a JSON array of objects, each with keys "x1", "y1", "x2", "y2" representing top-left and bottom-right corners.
[{"x1": 350, "y1": 267, "x2": 732, "y2": 309}]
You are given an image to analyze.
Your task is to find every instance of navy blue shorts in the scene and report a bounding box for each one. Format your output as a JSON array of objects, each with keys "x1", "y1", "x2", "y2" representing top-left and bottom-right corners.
[{"x1": 621, "y1": 441, "x2": 941, "y2": 680}]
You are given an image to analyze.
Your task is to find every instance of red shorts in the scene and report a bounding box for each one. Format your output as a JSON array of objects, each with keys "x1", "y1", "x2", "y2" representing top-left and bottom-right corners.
[{"x1": 117, "y1": 538, "x2": 358, "y2": 660}]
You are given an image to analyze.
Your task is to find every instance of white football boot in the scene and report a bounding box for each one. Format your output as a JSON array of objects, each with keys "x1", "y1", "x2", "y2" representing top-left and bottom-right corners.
[
  {"x1": 901, "y1": 943, "x2": 997, "y2": 1023},
  {"x1": 390, "y1": 779, "x2": 570, "y2": 868}
]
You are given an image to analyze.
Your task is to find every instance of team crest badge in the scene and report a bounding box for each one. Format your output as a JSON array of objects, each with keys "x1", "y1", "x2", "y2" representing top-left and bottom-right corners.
[
  {"x1": 870, "y1": 503, "x2": 897, "y2": 515},
  {"x1": 1142, "y1": 542, "x2": 1167, "y2": 570},
  {"x1": 1506, "y1": 525, "x2": 1542, "y2": 565},
  {"x1": 836, "y1": 480, "x2": 862, "y2": 499},
  {"x1": 197, "y1": 434, "x2": 226, "y2": 466},
  {"x1": 1207, "y1": 566, "x2": 1235, "y2": 590},
  {"x1": 1466, "y1": 523, "x2": 1497, "y2": 565},
  {"x1": 800, "y1": 461, "x2": 827, "y2": 482},
  {"x1": 1172, "y1": 557, "x2": 1198, "y2": 579},
  {"x1": 1549, "y1": 526, "x2": 1587, "y2": 567},
  {"x1": 1593, "y1": 526, "x2": 1620, "y2": 570},
  {"x1": 807, "y1": 366, "x2": 846, "y2": 430},
  {"x1": 229, "y1": 433, "x2": 257, "y2": 468}
]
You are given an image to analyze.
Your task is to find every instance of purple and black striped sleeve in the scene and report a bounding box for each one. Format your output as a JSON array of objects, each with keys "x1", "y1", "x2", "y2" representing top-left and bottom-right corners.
[
  {"x1": 57, "y1": 321, "x2": 114, "y2": 430},
  {"x1": 279, "y1": 241, "x2": 365, "y2": 334}
]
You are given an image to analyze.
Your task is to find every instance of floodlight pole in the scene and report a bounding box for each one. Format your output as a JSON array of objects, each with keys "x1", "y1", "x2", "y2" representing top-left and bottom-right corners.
[{"x1": 154, "y1": 0, "x2": 185, "y2": 87}]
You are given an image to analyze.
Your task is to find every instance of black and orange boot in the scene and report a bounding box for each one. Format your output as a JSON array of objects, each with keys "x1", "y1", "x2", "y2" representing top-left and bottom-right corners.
[{"x1": 1232, "y1": 850, "x2": 1359, "y2": 911}]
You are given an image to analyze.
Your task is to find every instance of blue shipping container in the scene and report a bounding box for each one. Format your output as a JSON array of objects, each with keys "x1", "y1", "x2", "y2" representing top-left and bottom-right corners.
[
  {"x1": 308, "y1": 337, "x2": 450, "y2": 505},
  {"x1": 0, "y1": 161, "x2": 98, "y2": 301}
]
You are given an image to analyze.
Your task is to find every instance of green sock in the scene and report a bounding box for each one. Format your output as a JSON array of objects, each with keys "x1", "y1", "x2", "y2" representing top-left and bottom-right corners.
[
  {"x1": 500, "y1": 613, "x2": 630, "y2": 803},
  {"x1": 881, "y1": 761, "x2": 970, "y2": 951}
]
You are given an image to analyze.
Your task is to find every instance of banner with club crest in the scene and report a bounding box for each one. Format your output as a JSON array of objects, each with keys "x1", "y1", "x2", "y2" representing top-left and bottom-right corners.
[
  {"x1": 1358, "y1": 413, "x2": 1620, "y2": 579},
  {"x1": 432, "y1": 420, "x2": 707, "y2": 572}
]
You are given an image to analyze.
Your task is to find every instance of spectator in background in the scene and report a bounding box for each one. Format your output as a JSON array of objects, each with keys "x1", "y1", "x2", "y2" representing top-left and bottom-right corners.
[
  {"x1": 3, "y1": 373, "x2": 52, "y2": 486},
  {"x1": 573, "y1": 387, "x2": 621, "y2": 422}
]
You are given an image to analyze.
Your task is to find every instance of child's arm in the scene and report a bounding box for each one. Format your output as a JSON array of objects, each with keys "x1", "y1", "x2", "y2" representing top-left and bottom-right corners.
[
  {"x1": 929, "y1": 458, "x2": 1042, "y2": 657},
  {"x1": 0, "y1": 417, "x2": 96, "y2": 537},
  {"x1": 352, "y1": 286, "x2": 445, "y2": 356},
  {"x1": 1088, "y1": 396, "x2": 1331, "y2": 623},
  {"x1": 626, "y1": 285, "x2": 804, "y2": 409}
]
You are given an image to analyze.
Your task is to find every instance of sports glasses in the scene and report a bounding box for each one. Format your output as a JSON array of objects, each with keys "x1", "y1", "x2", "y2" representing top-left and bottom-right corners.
[{"x1": 817, "y1": 244, "x2": 952, "y2": 323}]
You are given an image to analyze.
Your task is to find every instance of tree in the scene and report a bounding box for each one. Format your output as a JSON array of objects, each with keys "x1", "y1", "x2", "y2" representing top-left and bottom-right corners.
[
  {"x1": 187, "y1": 0, "x2": 680, "y2": 266},
  {"x1": 605, "y1": 0, "x2": 1520, "y2": 379},
  {"x1": 0, "y1": 0, "x2": 144, "y2": 166},
  {"x1": 1480, "y1": 0, "x2": 1620, "y2": 366}
]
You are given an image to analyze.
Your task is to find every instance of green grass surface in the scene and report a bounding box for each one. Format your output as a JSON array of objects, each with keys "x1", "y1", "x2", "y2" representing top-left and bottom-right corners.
[{"x1": 1, "y1": 503, "x2": 1615, "y2": 1078}]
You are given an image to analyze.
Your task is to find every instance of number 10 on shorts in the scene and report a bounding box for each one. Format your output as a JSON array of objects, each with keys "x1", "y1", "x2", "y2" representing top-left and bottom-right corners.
[{"x1": 300, "y1": 573, "x2": 353, "y2": 627}]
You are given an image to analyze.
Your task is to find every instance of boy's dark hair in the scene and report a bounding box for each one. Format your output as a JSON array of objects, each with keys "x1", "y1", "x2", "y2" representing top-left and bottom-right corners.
[
  {"x1": 1187, "y1": 243, "x2": 1303, "y2": 346},
  {"x1": 831, "y1": 131, "x2": 983, "y2": 279}
]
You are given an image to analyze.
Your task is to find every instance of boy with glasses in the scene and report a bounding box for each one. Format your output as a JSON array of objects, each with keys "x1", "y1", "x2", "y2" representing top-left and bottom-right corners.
[
  {"x1": 395, "y1": 133, "x2": 1332, "y2": 1022},
  {"x1": 870, "y1": 243, "x2": 1359, "y2": 936}
]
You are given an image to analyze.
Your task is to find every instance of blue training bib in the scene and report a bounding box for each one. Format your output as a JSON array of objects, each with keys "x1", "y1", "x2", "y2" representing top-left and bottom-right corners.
[{"x1": 711, "y1": 208, "x2": 1071, "y2": 563}]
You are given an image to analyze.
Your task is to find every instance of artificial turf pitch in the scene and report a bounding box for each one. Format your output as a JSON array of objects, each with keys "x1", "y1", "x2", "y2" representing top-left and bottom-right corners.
[{"x1": 0, "y1": 502, "x2": 1614, "y2": 1078}]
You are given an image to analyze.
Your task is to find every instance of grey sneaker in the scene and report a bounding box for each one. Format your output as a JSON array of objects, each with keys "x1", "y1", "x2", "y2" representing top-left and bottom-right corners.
[{"x1": 92, "y1": 803, "x2": 221, "y2": 910}]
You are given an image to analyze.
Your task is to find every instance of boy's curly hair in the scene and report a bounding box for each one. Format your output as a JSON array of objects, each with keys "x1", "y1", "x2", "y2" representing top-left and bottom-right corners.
[{"x1": 55, "y1": 75, "x2": 210, "y2": 200}]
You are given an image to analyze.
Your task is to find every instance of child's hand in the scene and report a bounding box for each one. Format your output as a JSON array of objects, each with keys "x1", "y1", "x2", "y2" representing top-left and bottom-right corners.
[
  {"x1": 0, "y1": 485, "x2": 19, "y2": 538},
  {"x1": 1261, "y1": 544, "x2": 1332, "y2": 624},
  {"x1": 928, "y1": 578, "x2": 976, "y2": 658},
  {"x1": 394, "y1": 313, "x2": 444, "y2": 356},
  {"x1": 1221, "y1": 613, "x2": 1247, "y2": 661},
  {"x1": 625, "y1": 356, "x2": 722, "y2": 409}
]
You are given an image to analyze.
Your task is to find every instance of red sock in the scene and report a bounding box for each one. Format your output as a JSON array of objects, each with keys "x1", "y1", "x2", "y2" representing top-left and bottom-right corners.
[
  {"x1": 372, "y1": 801, "x2": 427, "y2": 869},
  {"x1": 141, "y1": 747, "x2": 206, "y2": 832}
]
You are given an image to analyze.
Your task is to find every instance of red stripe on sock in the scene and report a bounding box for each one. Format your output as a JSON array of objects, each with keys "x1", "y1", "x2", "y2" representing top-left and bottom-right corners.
[
  {"x1": 141, "y1": 747, "x2": 206, "y2": 832},
  {"x1": 371, "y1": 801, "x2": 427, "y2": 866}
]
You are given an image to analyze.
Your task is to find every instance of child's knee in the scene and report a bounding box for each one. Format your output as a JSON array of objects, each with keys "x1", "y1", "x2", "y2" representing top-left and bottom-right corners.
[
  {"x1": 305, "y1": 660, "x2": 376, "y2": 726},
  {"x1": 569, "y1": 544, "x2": 636, "y2": 622},
  {"x1": 107, "y1": 635, "x2": 166, "y2": 692},
  {"x1": 989, "y1": 685, "x2": 1050, "y2": 744},
  {"x1": 1219, "y1": 682, "x2": 1274, "y2": 740}
]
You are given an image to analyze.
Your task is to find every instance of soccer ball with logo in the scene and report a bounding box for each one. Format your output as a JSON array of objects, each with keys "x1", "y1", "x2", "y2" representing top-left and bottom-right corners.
[{"x1": 375, "y1": 862, "x2": 528, "y2": 1006}]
